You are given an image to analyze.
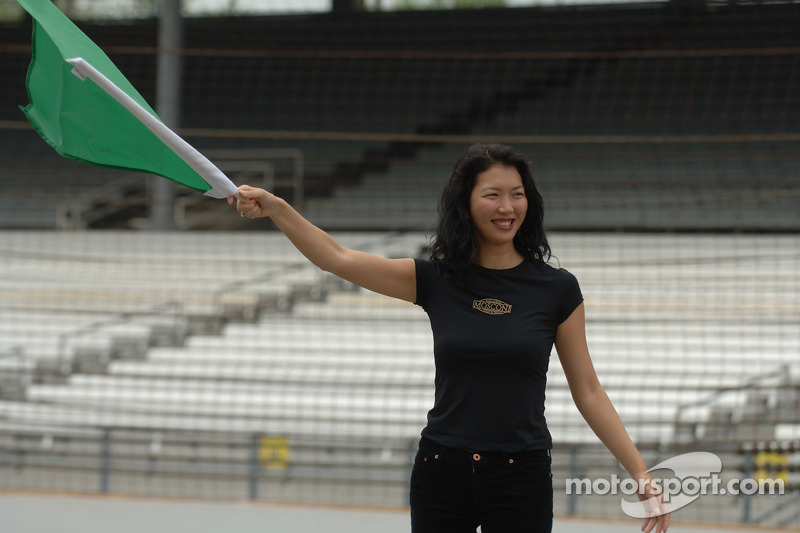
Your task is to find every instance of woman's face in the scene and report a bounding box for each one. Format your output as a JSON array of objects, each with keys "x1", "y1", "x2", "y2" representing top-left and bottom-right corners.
[{"x1": 469, "y1": 164, "x2": 527, "y2": 250}]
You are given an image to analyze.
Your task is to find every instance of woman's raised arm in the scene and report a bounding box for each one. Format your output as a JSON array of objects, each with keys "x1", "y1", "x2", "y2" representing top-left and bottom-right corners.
[{"x1": 230, "y1": 185, "x2": 417, "y2": 303}]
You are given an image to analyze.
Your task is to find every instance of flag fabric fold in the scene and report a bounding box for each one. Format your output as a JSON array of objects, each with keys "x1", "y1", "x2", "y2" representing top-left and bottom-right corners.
[{"x1": 16, "y1": 0, "x2": 236, "y2": 199}]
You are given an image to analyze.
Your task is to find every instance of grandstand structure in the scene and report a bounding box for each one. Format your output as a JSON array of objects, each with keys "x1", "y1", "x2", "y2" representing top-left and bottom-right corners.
[
  {"x1": 0, "y1": 230, "x2": 798, "y2": 526},
  {"x1": 0, "y1": 0, "x2": 799, "y2": 529},
  {"x1": 1, "y1": 1, "x2": 799, "y2": 231}
]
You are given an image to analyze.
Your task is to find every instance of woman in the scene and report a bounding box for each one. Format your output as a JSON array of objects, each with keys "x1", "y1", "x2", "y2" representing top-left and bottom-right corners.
[{"x1": 230, "y1": 143, "x2": 669, "y2": 533}]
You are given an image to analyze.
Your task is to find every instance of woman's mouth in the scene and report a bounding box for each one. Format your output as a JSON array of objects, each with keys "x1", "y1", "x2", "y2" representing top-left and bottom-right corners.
[{"x1": 492, "y1": 219, "x2": 514, "y2": 229}]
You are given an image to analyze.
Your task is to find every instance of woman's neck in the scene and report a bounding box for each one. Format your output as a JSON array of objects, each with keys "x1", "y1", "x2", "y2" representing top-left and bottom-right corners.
[{"x1": 476, "y1": 248, "x2": 524, "y2": 270}]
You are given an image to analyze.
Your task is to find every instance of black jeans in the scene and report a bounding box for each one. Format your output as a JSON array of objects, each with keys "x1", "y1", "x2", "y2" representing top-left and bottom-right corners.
[{"x1": 410, "y1": 437, "x2": 553, "y2": 533}]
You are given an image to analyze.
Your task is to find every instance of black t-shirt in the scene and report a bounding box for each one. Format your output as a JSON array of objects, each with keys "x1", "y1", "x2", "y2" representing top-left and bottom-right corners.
[{"x1": 414, "y1": 258, "x2": 584, "y2": 452}]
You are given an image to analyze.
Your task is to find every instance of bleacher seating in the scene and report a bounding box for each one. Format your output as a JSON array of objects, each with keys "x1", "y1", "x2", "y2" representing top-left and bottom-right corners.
[
  {"x1": 0, "y1": 229, "x2": 798, "y2": 520},
  {"x1": 2, "y1": 3, "x2": 798, "y2": 230},
  {"x1": 1, "y1": 230, "x2": 797, "y2": 440},
  {"x1": 1, "y1": 1, "x2": 799, "y2": 522}
]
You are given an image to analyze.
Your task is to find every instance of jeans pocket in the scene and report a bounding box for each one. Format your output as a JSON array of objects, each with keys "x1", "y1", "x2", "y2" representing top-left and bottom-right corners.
[{"x1": 511, "y1": 454, "x2": 552, "y2": 481}]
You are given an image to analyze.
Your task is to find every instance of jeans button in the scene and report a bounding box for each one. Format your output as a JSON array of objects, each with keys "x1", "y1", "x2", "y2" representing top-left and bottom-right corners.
[{"x1": 473, "y1": 453, "x2": 481, "y2": 461}]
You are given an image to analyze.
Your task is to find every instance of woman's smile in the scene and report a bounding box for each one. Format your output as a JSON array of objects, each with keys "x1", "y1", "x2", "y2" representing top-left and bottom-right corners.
[
  {"x1": 470, "y1": 164, "x2": 527, "y2": 252},
  {"x1": 492, "y1": 218, "x2": 515, "y2": 229}
]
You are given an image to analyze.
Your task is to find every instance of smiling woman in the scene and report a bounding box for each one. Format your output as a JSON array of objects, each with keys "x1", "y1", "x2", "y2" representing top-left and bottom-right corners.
[
  {"x1": 231, "y1": 143, "x2": 669, "y2": 533},
  {"x1": 468, "y1": 164, "x2": 528, "y2": 267},
  {"x1": 429, "y1": 143, "x2": 549, "y2": 279}
]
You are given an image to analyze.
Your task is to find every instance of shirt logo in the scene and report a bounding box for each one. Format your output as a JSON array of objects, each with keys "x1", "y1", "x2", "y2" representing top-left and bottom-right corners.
[{"x1": 472, "y1": 298, "x2": 512, "y2": 315}]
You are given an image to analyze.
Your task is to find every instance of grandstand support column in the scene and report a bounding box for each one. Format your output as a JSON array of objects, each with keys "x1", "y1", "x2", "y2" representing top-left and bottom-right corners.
[
  {"x1": 149, "y1": 0, "x2": 183, "y2": 231},
  {"x1": 249, "y1": 434, "x2": 260, "y2": 501},
  {"x1": 100, "y1": 428, "x2": 111, "y2": 494}
]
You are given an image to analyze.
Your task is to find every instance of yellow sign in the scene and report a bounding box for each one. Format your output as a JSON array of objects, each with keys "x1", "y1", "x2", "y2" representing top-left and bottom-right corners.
[
  {"x1": 259, "y1": 436, "x2": 290, "y2": 470},
  {"x1": 754, "y1": 450, "x2": 789, "y2": 483}
]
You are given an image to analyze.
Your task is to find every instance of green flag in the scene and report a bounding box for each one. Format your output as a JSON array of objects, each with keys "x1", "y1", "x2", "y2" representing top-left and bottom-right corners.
[{"x1": 17, "y1": 0, "x2": 236, "y2": 199}]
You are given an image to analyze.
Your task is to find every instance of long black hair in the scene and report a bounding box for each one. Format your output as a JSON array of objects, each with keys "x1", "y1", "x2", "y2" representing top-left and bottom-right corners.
[{"x1": 429, "y1": 143, "x2": 551, "y2": 278}]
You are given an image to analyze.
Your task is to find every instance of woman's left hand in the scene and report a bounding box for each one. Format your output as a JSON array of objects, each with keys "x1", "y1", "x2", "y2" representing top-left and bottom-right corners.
[{"x1": 637, "y1": 474, "x2": 670, "y2": 533}]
